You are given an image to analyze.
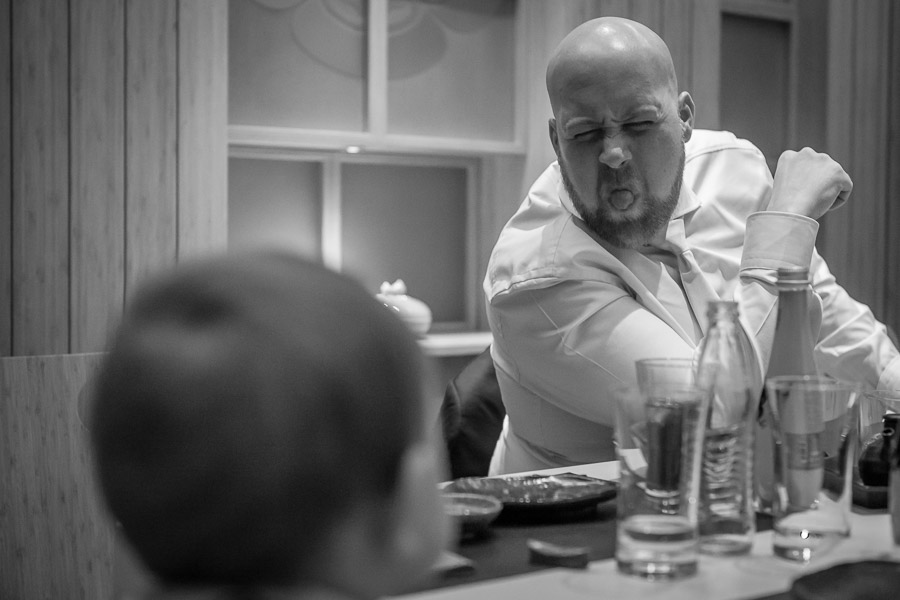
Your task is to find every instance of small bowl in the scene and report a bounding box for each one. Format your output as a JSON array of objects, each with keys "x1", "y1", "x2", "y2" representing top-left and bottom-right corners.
[{"x1": 443, "y1": 492, "x2": 503, "y2": 540}]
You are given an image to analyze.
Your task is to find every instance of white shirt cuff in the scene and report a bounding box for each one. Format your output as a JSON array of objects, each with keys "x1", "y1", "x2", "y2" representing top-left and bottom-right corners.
[{"x1": 741, "y1": 212, "x2": 819, "y2": 271}]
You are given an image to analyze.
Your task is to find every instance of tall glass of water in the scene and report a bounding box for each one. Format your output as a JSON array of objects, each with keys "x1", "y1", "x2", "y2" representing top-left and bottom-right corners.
[
  {"x1": 766, "y1": 376, "x2": 860, "y2": 562},
  {"x1": 614, "y1": 359, "x2": 709, "y2": 580}
]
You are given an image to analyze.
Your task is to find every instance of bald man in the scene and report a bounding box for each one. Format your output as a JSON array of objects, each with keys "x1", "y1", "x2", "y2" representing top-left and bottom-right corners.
[{"x1": 484, "y1": 18, "x2": 900, "y2": 474}]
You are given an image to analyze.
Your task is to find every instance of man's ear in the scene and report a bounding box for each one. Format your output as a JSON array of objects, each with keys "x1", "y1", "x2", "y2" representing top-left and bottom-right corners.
[
  {"x1": 678, "y1": 92, "x2": 695, "y2": 143},
  {"x1": 549, "y1": 117, "x2": 562, "y2": 160}
]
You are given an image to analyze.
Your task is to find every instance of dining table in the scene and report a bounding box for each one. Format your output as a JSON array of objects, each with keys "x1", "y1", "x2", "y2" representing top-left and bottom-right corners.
[{"x1": 394, "y1": 460, "x2": 900, "y2": 600}]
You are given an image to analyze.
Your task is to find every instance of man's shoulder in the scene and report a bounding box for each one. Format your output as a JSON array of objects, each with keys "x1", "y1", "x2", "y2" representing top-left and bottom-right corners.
[
  {"x1": 686, "y1": 129, "x2": 763, "y2": 161},
  {"x1": 484, "y1": 211, "x2": 628, "y2": 301}
]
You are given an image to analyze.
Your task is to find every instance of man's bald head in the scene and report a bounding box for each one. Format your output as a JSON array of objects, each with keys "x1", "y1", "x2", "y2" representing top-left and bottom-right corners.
[
  {"x1": 546, "y1": 17, "x2": 678, "y2": 115},
  {"x1": 544, "y1": 17, "x2": 694, "y2": 250}
]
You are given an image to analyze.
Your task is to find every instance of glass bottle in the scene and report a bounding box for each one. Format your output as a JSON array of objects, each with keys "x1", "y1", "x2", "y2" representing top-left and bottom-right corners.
[
  {"x1": 767, "y1": 267, "x2": 818, "y2": 378},
  {"x1": 755, "y1": 267, "x2": 818, "y2": 513},
  {"x1": 696, "y1": 300, "x2": 758, "y2": 555}
]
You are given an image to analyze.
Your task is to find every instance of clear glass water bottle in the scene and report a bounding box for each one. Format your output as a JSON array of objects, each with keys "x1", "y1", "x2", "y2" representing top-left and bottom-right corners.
[
  {"x1": 755, "y1": 267, "x2": 818, "y2": 513},
  {"x1": 696, "y1": 300, "x2": 759, "y2": 555}
]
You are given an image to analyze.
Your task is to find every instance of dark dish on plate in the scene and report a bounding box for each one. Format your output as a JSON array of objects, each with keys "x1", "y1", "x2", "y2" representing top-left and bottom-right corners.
[{"x1": 443, "y1": 473, "x2": 618, "y2": 520}]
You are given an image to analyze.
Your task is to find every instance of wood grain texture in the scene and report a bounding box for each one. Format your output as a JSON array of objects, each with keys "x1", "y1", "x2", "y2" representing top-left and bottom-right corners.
[
  {"x1": 0, "y1": 353, "x2": 114, "y2": 600},
  {"x1": 822, "y1": 0, "x2": 855, "y2": 270},
  {"x1": 12, "y1": 0, "x2": 69, "y2": 355},
  {"x1": 125, "y1": 0, "x2": 177, "y2": 294},
  {"x1": 795, "y1": 0, "x2": 828, "y2": 151},
  {"x1": 177, "y1": 0, "x2": 228, "y2": 258},
  {"x1": 661, "y1": 0, "x2": 694, "y2": 99},
  {"x1": 0, "y1": 0, "x2": 11, "y2": 356},
  {"x1": 847, "y1": 0, "x2": 889, "y2": 317},
  {"x1": 597, "y1": 0, "x2": 632, "y2": 19},
  {"x1": 888, "y1": 0, "x2": 900, "y2": 337},
  {"x1": 822, "y1": 0, "x2": 891, "y2": 320},
  {"x1": 690, "y1": 0, "x2": 721, "y2": 129},
  {"x1": 70, "y1": 0, "x2": 126, "y2": 352},
  {"x1": 630, "y1": 0, "x2": 662, "y2": 33}
]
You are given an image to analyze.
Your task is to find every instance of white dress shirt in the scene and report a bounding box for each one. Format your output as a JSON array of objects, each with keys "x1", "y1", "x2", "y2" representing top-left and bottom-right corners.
[{"x1": 484, "y1": 129, "x2": 900, "y2": 474}]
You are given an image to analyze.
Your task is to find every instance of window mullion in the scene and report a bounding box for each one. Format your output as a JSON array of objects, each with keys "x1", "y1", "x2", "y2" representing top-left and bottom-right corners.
[
  {"x1": 367, "y1": 0, "x2": 388, "y2": 139},
  {"x1": 321, "y1": 156, "x2": 342, "y2": 272}
]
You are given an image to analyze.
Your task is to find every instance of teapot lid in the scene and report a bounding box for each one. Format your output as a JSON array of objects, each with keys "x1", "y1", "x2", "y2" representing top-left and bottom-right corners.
[{"x1": 379, "y1": 279, "x2": 408, "y2": 296}]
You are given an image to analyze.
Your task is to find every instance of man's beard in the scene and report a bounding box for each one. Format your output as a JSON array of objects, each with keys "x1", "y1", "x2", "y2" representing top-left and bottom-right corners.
[{"x1": 560, "y1": 149, "x2": 685, "y2": 249}]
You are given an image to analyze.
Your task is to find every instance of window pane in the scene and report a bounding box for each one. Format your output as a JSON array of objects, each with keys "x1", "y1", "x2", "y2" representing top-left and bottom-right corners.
[
  {"x1": 228, "y1": 158, "x2": 322, "y2": 260},
  {"x1": 229, "y1": 0, "x2": 366, "y2": 130},
  {"x1": 720, "y1": 14, "x2": 790, "y2": 172},
  {"x1": 341, "y1": 162, "x2": 468, "y2": 324},
  {"x1": 387, "y1": 0, "x2": 516, "y2": 141}
]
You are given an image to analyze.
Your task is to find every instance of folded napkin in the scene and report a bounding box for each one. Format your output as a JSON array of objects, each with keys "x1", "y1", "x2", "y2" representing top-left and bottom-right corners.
[{"x1": 791, "y1": 560, "x2": 900, "y2": 600}]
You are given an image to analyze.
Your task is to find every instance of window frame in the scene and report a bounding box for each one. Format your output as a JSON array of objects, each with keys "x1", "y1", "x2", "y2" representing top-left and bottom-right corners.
[
  {"x1": 228, "y1": 0, "x2": 527, "y2": 338},
  {"x1": 228, "y1": 0, "x2": 527, "y2": 156},
  {"x1": 228, "y1": 147, "x2": 482, "y2": 332}
]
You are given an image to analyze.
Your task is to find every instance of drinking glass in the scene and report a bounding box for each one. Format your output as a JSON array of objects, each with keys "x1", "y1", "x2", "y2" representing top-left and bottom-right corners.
[
  {"x1": 765, "y1": 376, "x2": 861, "y2": 562},
  {"x1": 614, "y1": 359, "x2": 709, "y2": 580}
]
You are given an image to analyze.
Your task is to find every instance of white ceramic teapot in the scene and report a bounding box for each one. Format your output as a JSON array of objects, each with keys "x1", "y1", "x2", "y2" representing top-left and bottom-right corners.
[{"x1": 376, "y1": 279, "x2": 432, "y2": 336}]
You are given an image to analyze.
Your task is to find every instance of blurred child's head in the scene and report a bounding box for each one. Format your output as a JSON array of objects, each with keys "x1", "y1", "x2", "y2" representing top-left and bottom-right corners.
[{"x1": 90, "y1": 251, "x2": 450, "y2": 597}]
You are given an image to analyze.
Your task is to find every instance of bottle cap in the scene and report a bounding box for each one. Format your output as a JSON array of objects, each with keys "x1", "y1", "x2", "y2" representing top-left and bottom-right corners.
[
  {"x1": 705, "y1": 299, "x2": 739, "y2": 320},
  {"x1": 776, "y1": 266, "x2": 811, "y2": 289},
  {"x1": 776, "y1": 266, "x2": 809, "y2": 280}
]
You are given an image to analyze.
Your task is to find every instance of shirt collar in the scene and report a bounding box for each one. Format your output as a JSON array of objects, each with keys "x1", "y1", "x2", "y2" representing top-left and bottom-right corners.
[
  {"x1": 553, "y1": 162, "x2": 579, "y2": 219},
  {"x1": 671, "y1": 180, "x2": 701, "y2": 220}
]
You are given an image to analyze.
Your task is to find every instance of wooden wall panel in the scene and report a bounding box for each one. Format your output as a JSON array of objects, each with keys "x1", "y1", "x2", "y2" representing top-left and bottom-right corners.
[
  {"x1": 0, "y1": 0, "x2": 11, "y2": 356},
  {"x1": 888, "y1": 0, "x2": 900, "y2": 337},
  {"x1": 661, "y1": 0, "x2": 694, "y2": 103},
  {"x1": 822, "y1": 0, "x2": 892, "y2": 321},
  {"x1": 0, "y1": 353, "x2": 113, "y2": 600},
  {"x1": 12, "y1": 0, "x2": 70, "y2": 356},
  {"x1": 849, "y1": 1, "x2": 889, "y2": 318},
  {"x1": 689, "y1": 0, "x2": 721, "y2": 129},
  {"x1": 177, "y1": 0, "x2": 228, "y2": 258},
  {"x1": 821, "y1": 0, "x2": 855, "y2": 285},
  {"x1": 596, "y1": 0, "x2": 631, "y2": 18},
  {"x1": 631, "y1": 0, "x2": 663, "y2": 32},
  {"x1": 125, "y1": 0, "x2": 177, "y2": 294},
  {"x1": 0, "y1": 0, "x2": 227, "y2": 357},
  {"x1": 795, "y1": 0, "x2": 828, "y2": 151},
  {"x1": 70, "y1": 0, "x2": 126, "y2": 352}
]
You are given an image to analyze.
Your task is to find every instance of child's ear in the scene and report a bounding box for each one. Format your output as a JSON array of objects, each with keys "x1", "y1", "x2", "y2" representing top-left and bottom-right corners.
[
  {"x1": 327, "y1": 435, "x2": 453, "y2": 597},
  {"x1": 380, "y1": 437, "x2": 454, "y2": 592}
]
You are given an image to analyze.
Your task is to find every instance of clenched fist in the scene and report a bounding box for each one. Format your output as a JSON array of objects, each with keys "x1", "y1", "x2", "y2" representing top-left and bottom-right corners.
[{"x1": 767, "y1": 148, "x2": 853, "y2": 220}]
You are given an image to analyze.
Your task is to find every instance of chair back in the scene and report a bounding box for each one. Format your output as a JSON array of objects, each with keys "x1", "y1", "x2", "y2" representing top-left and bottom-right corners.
[
  {"x1": 0, "y1": 353, "x2": 115, "y2": 599},
  {"x1": 440, "y1": 348, "x2": 505, "y2": 479}
]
